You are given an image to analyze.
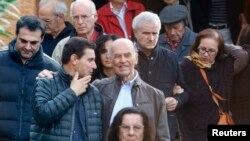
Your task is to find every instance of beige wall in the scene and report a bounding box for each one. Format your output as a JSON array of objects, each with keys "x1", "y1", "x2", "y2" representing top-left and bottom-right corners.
[{"x1": 0, "y1": 0, "x2": 72, "y2": 48}]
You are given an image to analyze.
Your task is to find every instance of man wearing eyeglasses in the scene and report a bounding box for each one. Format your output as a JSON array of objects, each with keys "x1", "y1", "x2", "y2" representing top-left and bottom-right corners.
[
  {"x1": 0, "y1": 16, "x2": 59, "y2": 141},
  {"x1": 52, "y1": 0, "x2": 104, "y2": 64},
  {"x1": 38, "y1": 0, "x2": 74, "y2": 57}
]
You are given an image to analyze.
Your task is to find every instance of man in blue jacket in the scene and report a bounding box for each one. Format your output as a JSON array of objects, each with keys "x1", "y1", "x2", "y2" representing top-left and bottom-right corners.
[
  {"x1": 30, "y1": 37, "x2": 102, "y2": 141},
  {"x1": 158, "y1": 5, "x2": 196, "y2": 62},
  {"x1": 0, "y1": 16, "x2": 59, "y2": 141}
]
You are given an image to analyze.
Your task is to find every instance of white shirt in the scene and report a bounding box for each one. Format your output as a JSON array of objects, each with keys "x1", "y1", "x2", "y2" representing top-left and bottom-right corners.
[
  {"x1": 109, "y1": 71, "x2": 138, "y2": 125},
  {"x1": 110, "y1": 2, "x2": 128, "y2": 38}
]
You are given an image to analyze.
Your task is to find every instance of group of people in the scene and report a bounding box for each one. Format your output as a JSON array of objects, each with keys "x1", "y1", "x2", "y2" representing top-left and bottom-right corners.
[{"x1": 0, "y1": 0, "x2": 250, "y2": 141}]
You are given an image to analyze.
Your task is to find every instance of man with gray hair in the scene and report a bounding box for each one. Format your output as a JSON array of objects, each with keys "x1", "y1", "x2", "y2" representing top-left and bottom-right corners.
[
  {"x1": 52, "y1": 0, "x2": 104, "y2": 64},
  {"x1": 39, "y1": 0, "x2": 74, "y2": 56},
  {"x1": 93, "y1": 38, "x2": 170, "y2": 141},
  {"x1": 132, "y1": 11, "x2": 187, "y2": 141}
]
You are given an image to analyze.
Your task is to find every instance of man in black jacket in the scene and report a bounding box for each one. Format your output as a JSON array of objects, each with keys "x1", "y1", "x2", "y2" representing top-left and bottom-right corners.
[
  {"x1": 30, "y1": 37, "x2": 102, "y2": 141},
  {"x1": 133, "y1": 11, "x2": 187, "y2": 141},
  {"x1": 0, "y1": 16, "x2": 59, "y2": 141},
  {"x1": 39, "y1": 0, "x2": 74, "y2": 56}
]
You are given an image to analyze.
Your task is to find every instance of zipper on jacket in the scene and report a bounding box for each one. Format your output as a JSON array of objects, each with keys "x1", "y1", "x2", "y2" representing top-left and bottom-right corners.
[
  {"x1": 19, "y1": 65, "x2": 25, "y2": 137},
  {"x1": 19, "y1": 99, "x2": 23, "y2": 137},
  {"x1": 70, "y1": 105, "x2": 76, "y2": 141}
]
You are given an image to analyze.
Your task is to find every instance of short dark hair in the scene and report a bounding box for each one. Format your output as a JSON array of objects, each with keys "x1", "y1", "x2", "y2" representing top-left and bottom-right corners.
[
  {"x1": 16, "y1": 15, "x2": 46, "y2": 38},
  {"x1": 190, "y1": 28, "x2": 226, "y2": 61},
  {"x1": 107, "y1": 107, "x2": 153, "y2": 141},
  {"x1": 61, "y1": 37, "x2": 96, "y2": 64}
]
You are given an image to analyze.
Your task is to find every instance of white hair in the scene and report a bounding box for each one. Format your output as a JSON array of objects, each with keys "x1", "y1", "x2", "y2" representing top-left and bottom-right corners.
[
  {"x1": 132, "y1": 11, "x2": 161, "y2": 32},
  {"x1": 39, "y1": 0, "x2": 67, "y2": 17},
  {"x1": 70, "y1": 0, "x2": 97, "y2": 17},
  {"x1": 110, "y1": 38, "x2": 138, "y2": 59}
]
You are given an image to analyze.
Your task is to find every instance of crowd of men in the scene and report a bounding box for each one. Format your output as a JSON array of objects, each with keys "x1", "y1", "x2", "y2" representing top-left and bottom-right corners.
[{"x1": 0, "y1": 0, "x2": 248, "y2": 141}]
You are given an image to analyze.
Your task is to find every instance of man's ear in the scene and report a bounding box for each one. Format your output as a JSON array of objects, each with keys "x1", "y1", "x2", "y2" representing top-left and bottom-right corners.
[
  {"x1": 57, "y1": 13, "x2": 65, "y2": 22},
  {"x1": 40, "y1": 35, "x2": 45, "y2": 43},
  {"x1": 135, "y1": 56, "x2": 138, "y2": 65},
  {"x1": 133, "y1": 30, "x2": 138, "y2": 39},
  {"x1": 93, "y1": 14, "x2": 98, "y2": 22},
  {"x1": 71, "y1": 54, "x2": 78, "y2": 65}
]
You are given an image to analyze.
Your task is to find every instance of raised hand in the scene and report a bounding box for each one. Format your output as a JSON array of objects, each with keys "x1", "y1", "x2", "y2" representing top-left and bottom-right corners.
[{"x1": 70, "y1": 72, "x2": 91, "y2": 96}]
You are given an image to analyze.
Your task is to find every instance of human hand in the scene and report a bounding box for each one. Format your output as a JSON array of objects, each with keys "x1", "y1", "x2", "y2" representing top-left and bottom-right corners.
[
  {"x1": 70, "y1": 72, "x2": 91, "y2": 96},
  {"x1": 36, "y1": 69, "x2": 55, "y2": 79},
  {"x1": 165, "y1": 97, "x2": 178, "y2": 111},
  {"x1": 173, "y1": 84, "x2": 184, "y2": 95}
]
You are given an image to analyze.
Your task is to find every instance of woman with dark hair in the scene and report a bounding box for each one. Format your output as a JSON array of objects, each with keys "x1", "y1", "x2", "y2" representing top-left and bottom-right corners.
[
  {"x1": 91, "y1": 34, "x2": 119, "y2": 81},
  {"x1": 231, "y1": 24, "x2": 250, "y2": 124},
  {"x1": 178, "y1": 28, "x2": 248, "y2": 141},
  {"x1": 107, "y1": 107, "x2": 152, "y2": 141}
]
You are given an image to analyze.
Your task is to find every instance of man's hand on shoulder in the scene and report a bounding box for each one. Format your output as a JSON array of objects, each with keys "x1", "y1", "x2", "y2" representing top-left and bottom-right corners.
[{"x1": 36, "y1": 69, "x2": 55, "y2": 79}]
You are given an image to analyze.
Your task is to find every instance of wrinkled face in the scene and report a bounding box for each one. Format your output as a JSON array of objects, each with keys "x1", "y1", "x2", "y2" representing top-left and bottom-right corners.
[
  {"x1": 71, "y1": 3, "x2": 97, "y2": 37},
  {"x1": 164, "y1": 22, "x2": 185, "y2": 42},
  {"x1": 134, "y1": 22, "x2": 159, "y2": 50},
  {"x1": 39, "y1": 6, "x2": 60, "y2": 35},
  {"x1": 100, "y1": 40, "x2": 113, "y2": 69},
  {"x1": 198, "y1": 38, "x2": 218, "y2": 64},
  {"x1": 111, "y1": 42, "x2": 137, "y2": 80},
  {"x1": 119, "y1": 114, "x2": 144, "y2": 141},
  {"x1": 15, "y1": 27, "x2": 42, "y2": 63},
  {"x1": 75, "y1": 48, "x2": 97, "y2": 78},
  {"x1": 163, "y1": 0, "x2": 177, "y2": 5}
]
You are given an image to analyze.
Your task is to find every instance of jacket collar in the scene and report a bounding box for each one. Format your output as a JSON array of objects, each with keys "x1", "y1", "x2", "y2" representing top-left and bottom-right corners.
[
  {"x1": 100, "y1": 0, "x2": 141, "y2": 16},
  {"x1": 43, "y1": 21, "x2": 74, "y2": 39},
  {"x1": 69, "y1": 23, "x2": 104, "y2": 38},
  {"x1": 136, "y1": 42, "x2": 160, "y2": 58},
  {"x1": 114, "y1": 70, "x2": 142, "y2": 88},
  {"x1": 57, "y1": 67, "x2": 73, "y2": 85}
]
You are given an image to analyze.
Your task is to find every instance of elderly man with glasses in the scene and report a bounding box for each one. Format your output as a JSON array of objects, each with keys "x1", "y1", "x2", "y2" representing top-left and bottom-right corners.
[
  {"x1": 52, "y1": 0, "x2": 104, "y2": 64},
  {"x1": 38, "y1": 0, "x2": 74, "y2": 56}
]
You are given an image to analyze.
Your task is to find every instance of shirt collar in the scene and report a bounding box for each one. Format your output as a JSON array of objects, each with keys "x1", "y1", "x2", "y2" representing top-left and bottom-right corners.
[
  {"x1": 109, "y1": 1, "x2": 127, "y2": 14},
  {"x1": 122, "y1": 70, "x2": 138, "y2": 86}
]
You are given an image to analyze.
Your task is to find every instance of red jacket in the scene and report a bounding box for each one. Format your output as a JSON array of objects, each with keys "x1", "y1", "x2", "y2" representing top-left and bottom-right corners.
[{"x1": 97, "y1": 0, "x2": 145, "y2": 40}]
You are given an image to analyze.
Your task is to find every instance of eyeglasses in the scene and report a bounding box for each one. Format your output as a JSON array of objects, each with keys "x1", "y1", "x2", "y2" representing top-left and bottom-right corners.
[
  {"x1": 198, "y1": 47, "x2": 217, "y2": 55},
  {"x1": 119, "y1": 124, "x2": 144, "y2": 132},
  {"x1": 72, "y1": 14, "x2": 94, "y2": 21},
  {"x1": 19, "y1": 37, "x2": 40, "y2": 46}
]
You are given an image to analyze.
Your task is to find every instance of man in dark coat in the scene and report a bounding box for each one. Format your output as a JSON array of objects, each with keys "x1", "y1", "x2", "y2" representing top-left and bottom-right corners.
[
  {"x1": 0, "y1": 16, "x2": 59, "y2": 141},
  {"x1": 133, "y1": 11, "x2": 187, "y2": 141},
  {"x1": 30, "y1": 37, "x2": 102, "y2": 141},
  {"x1": 159, "y1": 5, "x2": 196, "y2": 62},
  {"x1": 39, "y1": 0, "x2": 74, "y2": 56},
  {"x1": 190, "y1": 0, "x2": 244, "y2": 43}
]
